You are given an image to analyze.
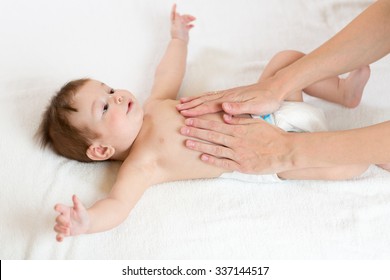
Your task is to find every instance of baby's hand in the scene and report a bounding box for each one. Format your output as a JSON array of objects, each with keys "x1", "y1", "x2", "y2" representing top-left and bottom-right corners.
[
  {"x1": 54, "y1": 195, "x2": 90, "y2": 242},
  {"x1": 170, "y1": 4, "x2": 195, "y2": 43}
]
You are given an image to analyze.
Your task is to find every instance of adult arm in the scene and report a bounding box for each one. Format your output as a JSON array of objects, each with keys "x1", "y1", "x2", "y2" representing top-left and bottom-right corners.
[
  {"x1": 176, "y1": 0, "x2": 390, "y2": 173},
  {"x1": 177, "y1": 0, "x2": 390, "y2": 116},
  {"x1": 180, "y1": 116, "x2": 390, "y2": 173}
]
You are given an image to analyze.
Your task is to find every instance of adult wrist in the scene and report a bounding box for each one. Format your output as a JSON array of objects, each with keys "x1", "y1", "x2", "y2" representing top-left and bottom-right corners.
[
  {"x1": 265, "y1": 131, "x2": 303, "y2": 173},
  {"x1": 280, "y1": 131, "x2": 316, "y2": 171},
  {"x1": 281, "y1": 132, "x2": 302, "y2": 171},
  {"x1": 264, "y1": 72, "x2": 292, "y2": 102}
]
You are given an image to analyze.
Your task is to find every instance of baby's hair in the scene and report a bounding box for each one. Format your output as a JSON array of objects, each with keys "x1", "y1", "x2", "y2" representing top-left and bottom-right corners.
[{"x1": 37, "y1": 78, "x2": 98, "y2": 162}]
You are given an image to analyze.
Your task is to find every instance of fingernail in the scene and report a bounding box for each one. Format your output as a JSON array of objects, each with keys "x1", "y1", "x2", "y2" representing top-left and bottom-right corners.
[
  {"x1": 185, "y1": 118, "x2": 193, "y2": 125},
  {"x1": 180, "y1": 127, "x2": 189, "y2": 135},
  {"x1": 176, "y1": 104, "x2": 183, "y2": 109},
  {"x1": 201, "y1": 154, "x2": 209, "y2": 161},
  {"x1": 224, "y1": 114, "x2": 232, "y2": 121},
  {"x1": 223, "y1": 103, "x2": 232, "y2": 111},
  {"x1": 186, "y1": 140, "x2": 195, "y2": 147}
]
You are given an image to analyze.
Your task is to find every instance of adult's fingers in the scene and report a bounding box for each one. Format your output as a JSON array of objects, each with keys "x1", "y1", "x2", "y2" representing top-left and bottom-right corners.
[
  {"x1": 223, "y1": 114, "x2": 265, "y2": 125},
  {"x1": 183, "y1": 117, "x2": 246, "y2": 136},
  {"x1": 222, "y1": 99, "x2": 279, "y2": 116},
  {"x1": 179, "y1": 90, "x2": 224, "y2": 104},
  {"x1": 180, "y1": 125, "x2": 236, "y2": 147},
  {"x1": 199, "y1": 154, "x2": 240, "y2": 171},
  {"x1": 184, "y1": 139, "x2": 235, "y2": 160},
  {"x1": 223, "y1": 101, "x2": 259, "y2": 115},
  {"x1": 177, "y1": 91, "x2": 227, "y2": 116}
]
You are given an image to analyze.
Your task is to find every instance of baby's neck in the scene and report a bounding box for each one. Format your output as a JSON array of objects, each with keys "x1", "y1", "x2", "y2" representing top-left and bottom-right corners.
[
  {"x1": 111, "y1": 150, "x2": 129, "y2": 161},
  {"x1": 111, "y1": 134, "x2": 141, "y2": 161}
]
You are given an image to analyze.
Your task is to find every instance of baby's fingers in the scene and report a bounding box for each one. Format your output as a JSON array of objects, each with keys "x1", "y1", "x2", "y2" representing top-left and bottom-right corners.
[
  {"x1": 54, "y1": 203, "x2": 68, "y2": 215},
  {"x1": 54, "y1": 224, "x2": 70, "y2": 235},
  {"x1": 56, "y1": 233, "x2": 65, "y2": 242},
  {"x1": 171, "y1": 4, "x2": 177, "y2": 21},
  {"x1": 72, "y1": 194, "x2": 86, "y2": 212},
  {"x1": 182, "y1": 14, "x2": 196, "y2": 23},
  {"x1": 55, "y1": 214, "x2": 70, "y2": 227},
  {"x1": 55, "y1": 224, "x2": 71, "y2": 242}
]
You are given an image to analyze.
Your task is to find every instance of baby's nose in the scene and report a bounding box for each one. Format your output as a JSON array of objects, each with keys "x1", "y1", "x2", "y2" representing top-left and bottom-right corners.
[{"x1": 115, "y1": 96, "x2": 123, "y2": 104}]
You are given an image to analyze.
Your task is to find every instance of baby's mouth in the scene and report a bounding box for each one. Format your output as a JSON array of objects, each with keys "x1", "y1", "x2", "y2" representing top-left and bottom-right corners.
[{"x1": 127, "y1": 101, "x2": 133, "y2": 114}]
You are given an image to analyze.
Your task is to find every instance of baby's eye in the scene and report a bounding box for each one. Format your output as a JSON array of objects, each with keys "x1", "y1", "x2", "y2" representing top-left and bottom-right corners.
[
  {"x1": 109, "y1": 89, "x2": 115, "y2": 94},
  {"x1": 103, "y1": 104, "x2": 109, "y2": 114}
]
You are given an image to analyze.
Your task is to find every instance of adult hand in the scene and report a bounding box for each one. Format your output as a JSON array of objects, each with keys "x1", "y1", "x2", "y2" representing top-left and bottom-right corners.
[
  {"x1": 176, "y1": 80, "x2": 284, "y2": 117},
  {"x1": 180, "y1": 114, "x2": 294, "y2": 174}
]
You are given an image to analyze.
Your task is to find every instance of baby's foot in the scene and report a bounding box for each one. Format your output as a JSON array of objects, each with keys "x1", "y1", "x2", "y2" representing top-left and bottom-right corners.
[{"x1": 340, "y1": 66, "x2": 371, "y2": 108}]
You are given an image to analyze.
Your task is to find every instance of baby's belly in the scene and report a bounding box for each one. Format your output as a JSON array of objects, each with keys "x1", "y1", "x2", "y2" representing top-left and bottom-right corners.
[
  {"x1": 162, "y1": 139, "x2": 225, "y2": 182},
  {"x1": 148, "y1": 102, "x2": 227, "y2": 183},
  {"x1": 159, "y1": 124, "x2": 226, "y2": 182}
]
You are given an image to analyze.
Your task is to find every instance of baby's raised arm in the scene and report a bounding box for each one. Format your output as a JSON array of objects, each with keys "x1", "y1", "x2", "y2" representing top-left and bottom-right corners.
[{"x1": 148, "y1": 4, "x2": 195, "y2": 101}]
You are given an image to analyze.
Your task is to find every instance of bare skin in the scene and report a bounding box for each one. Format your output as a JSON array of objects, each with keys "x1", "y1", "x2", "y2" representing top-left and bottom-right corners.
[
  {"x1": 177, "y1": 0, "x2": 390, "y2": 173},
  {"x1": 53, "y1": 7, "x2": 375, "y2": 242},
  {"x1": 178, "y1": 50, "x2": 374, "y2": 173}
]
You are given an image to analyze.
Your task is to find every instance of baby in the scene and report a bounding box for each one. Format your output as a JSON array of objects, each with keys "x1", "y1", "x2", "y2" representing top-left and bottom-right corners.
[{"x1": 38, "y1": 5, "x2": 371, "y2": 241}]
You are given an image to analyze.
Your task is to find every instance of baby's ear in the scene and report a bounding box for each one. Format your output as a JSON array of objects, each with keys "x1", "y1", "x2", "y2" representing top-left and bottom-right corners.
[{"x1": 86, "y1": 144, "x2": 115, "y2": 161}]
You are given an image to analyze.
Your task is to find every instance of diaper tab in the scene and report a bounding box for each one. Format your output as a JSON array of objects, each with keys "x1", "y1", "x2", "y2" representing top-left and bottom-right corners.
[
  {"x1": 261, "y1": 114, "x2": 272, "y2": 123},
  {"x1": 251, "y1": 113, "x2": 274, "y2": 125}
]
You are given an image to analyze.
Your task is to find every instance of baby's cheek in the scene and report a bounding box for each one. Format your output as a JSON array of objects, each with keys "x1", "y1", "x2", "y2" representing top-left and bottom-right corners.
[{"x1": 108, "y1": 112, "x2": 126, "y2": 130}]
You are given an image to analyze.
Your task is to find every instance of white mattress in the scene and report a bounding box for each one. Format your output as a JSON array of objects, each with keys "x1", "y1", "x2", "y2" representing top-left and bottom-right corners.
[{"x1": 1, "y1": 0, "x2": 390, "y2": 259}]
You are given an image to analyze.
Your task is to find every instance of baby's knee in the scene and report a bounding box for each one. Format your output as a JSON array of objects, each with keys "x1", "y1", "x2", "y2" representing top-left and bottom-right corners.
[
  {"x1": 335, "y1": 164, "x2": 369, "y2": 180},
  {"x1": 273, "y1": 50, "x2": 305, "y2": 61},
  {"x1": 377, "y1": 163, "x2": 390, "y2": 172}
]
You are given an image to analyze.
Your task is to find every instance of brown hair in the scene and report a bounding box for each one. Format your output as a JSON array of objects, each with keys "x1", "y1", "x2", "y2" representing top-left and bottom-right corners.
[{"x1": 37, "y1": 78, "x2": 97, "y2": 162}]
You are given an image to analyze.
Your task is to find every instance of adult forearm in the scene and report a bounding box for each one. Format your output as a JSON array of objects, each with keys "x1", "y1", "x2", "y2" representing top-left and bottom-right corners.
[
  {"x1": 273, "y1": 0, "x2": 390, "y2": 99},
  {"x1": 292, "y1": 121, "x2": 390, "y2": 169}
]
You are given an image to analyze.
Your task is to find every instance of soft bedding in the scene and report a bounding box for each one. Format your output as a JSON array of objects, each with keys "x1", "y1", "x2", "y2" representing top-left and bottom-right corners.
[{"x1": 1, "y1": 0, "x2": 389, "y2": 259}]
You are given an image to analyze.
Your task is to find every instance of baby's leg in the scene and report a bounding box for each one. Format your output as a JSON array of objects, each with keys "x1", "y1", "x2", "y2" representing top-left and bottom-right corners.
[
  {"x1": 278, "y1": 164, "x2": 369, "y2": 180},
  {"x1": 377, "y1": 163, "x2": 390, "y2": 172},
  {"x1": 260, "y1": 50, "x2": 370, "y2": 107},
  {"x1": 303, "y1": 66, "x2": 370, "y2": 108},
  {"x1": 259, "y1": 50, "x2": 305, "y2": 102}
]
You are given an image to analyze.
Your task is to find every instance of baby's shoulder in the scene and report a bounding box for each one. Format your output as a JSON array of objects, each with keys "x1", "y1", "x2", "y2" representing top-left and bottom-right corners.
[{"x1": 143, "y1": 98, "x2": 178, "y2": 114}]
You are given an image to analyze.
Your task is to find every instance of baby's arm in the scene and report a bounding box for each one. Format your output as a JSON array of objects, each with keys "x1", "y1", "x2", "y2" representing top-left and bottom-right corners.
[
  {"x1": 54, "y1": 165, "x2": 150, "y2": 242},
  {"x1": 149, "y1": 4, "x2": 195, "y2": 101}
]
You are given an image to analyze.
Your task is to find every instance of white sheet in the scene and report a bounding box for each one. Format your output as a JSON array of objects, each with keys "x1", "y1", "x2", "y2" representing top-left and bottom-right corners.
[{"x1": 1, "y1": 0, "x2": 390, "y2": 259}]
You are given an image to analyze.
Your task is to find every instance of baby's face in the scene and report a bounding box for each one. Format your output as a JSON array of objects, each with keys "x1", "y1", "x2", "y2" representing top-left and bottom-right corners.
[{"x1": 69, "y1": 79, "x2": 143, "y2": 157}]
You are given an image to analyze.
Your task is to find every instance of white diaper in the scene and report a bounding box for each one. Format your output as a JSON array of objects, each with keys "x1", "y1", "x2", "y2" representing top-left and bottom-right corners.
[
  {"x1": 219, "y1": 101, "x2": 328, "y2": 183},
  {"x1": 252, "y1": 101, "x2": 328, "y2": 132}
]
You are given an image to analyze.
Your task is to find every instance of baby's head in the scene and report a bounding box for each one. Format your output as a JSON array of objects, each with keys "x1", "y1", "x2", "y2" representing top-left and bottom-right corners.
[{"x1": 38, "y1": 78, "x2": 143, "y2": 162}]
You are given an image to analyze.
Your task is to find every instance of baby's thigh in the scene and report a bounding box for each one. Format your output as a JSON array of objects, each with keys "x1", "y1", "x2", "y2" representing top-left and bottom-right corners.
[{"x1": 377, "y1": 163, "x2": 390, "y2": 172}]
